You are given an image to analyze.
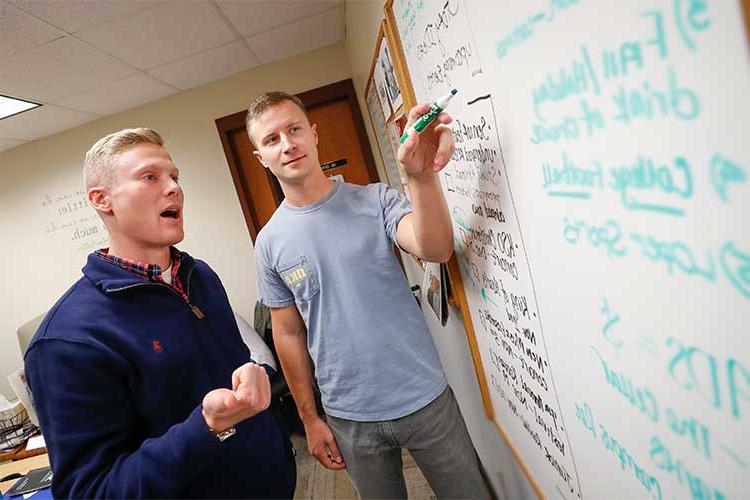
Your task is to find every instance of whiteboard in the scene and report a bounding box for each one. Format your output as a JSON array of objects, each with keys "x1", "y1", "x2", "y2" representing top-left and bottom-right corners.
[{"x1": 388, "y1": 1, "x2": 750, "y2": 498}]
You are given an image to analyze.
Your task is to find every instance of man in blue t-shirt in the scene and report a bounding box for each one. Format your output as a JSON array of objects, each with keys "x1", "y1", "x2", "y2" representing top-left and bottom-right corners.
[{"x1": 247, "y1": 92, "x2": 489, "y2": 499}]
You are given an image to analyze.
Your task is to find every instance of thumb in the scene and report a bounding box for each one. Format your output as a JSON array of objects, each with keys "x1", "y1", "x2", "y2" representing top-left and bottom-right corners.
[
  {"x1": 223, "y1": 391, "x2": 240, "y2": 412},
  {"x1": 325, "y1": 434, "x2": 344, "y2": 464},
  {"x1": 203, "y1": 388, "x2": 232, "y2": 416}
]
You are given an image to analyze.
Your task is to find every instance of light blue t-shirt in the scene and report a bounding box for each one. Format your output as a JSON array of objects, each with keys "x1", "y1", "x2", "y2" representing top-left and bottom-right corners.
[{"x1": 255, "y1": 181, "x2": 447, "y2": 421}]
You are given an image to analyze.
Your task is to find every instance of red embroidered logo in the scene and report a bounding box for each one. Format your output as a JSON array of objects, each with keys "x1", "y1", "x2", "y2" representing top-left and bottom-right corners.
[{"x1": 152, "y1": 340, "x2": 163, "y2": 353}]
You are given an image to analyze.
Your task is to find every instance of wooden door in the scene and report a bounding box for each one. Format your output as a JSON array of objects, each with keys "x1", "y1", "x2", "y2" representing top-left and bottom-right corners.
[{"x1": 216, "y1": 79, "x2": 380, "y2": 241}]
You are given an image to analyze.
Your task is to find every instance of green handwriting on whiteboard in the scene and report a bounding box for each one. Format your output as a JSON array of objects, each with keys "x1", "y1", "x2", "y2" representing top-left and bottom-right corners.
[
  {"x1": 710, "y1": 154, "x2": 746, "y2": 202},
  {"x1": 612, "y1": 67, "x2": 700, "y2": 124},
  {"x1": 561, "y1": 217, "x2": 750, "y2": 300},
  {"x1": 719, "y1": 242, "x2": 750, "y2": 300},
  {"x1": 576, "y1": 399, "x2": 730, "y2": 498},
  {"x1": 650, "y1": 434, "x2": 725, "y2": 498},
  {"x1": 501, "y1": 2, "x2": 711, "y2": 65},
  {"x1": 522, "y1": 2, "x2": 711, "y2": 145},
  {"x1": 672, "y1": 0, "x2": 712, "y2": 51},
  {"x1": 589, "y1": 340, "x2": 747, "y2": 471},
  {"x1": 529, "y1": 67, "x2": 700, "y2": 145},
  {"x1": 542, "y1": 152, "x2": 694, "y2": 216},
  {"x1": 577, "y1": 407, "x2": 663, "y2": 499},
  {"x1": 496, "y1": 0, "x2": 579, "y2": 61},
  {"x1": 666, "y1": 337, "x2": 750, "y2": 421},
  {"x1": 600, "y1": 298, "x2": 623, "y2": 351}
]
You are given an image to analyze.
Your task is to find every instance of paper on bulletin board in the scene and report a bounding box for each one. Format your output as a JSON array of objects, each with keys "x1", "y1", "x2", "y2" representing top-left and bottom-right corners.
[
  {"x1": 372, "y1": 57, "x2": 392, "y2": 120},
  {"x1": 423, "y1": 262, "x2": 448, "y2": 326},
  {"x1": 379, "y1": 39, "x2": 403, "y2": 112},
  {"x1": 387, "y1": 116, "x2": 409, "y2": 196},
  {"x1": 365, "y1": 82, "x2": 403, "y2": 192}
]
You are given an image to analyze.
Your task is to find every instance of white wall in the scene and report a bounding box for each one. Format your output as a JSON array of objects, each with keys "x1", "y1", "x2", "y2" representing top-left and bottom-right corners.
[
  {"x1": 344, "y1": 2, "x2": 537, "y2": 498},
  {"x1": 0, "y1": 42, "x2": 353, "y2": 399}
]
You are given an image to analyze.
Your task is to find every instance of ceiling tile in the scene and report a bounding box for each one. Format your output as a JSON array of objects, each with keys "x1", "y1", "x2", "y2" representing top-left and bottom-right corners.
[
  {"x1": 0, "y1": 1, "x2": 65, "y2": 59},
  {"x1": 216, "y1": 0, "x2": 341, "y2": 37},
  {"x1": 56, "y1": 73, "x2": 176, "y2": 115},
  {"x1": 7, "y1": 0, "x2": 162, "y2": 34},
  {"x1": 77, "y1": 0, "x2": 237, "y2": 70},
  {"x1": 0, "y1": 36, "x2": 138, "y2": 102},
  {"x1": 148, "y1": 40, "x2": 260, "y2": 91},
  {"x1": 0, "y1": 104, "x2": 97, "y2": 141},
  {"x1": 0, "y1": 137, "x2": 27, "y2": 152},
  {"x1": 246, "y1": 6, "x2": 344, "y2": 65}
]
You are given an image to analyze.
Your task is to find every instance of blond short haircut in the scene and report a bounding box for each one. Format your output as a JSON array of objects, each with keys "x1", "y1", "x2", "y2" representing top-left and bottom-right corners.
[
  {"x1": 245, "y1": 91, "x2": 309, "y2": 147},
  {"x1": 83, "y1": 127, "x2": 163, "y2": 190}
]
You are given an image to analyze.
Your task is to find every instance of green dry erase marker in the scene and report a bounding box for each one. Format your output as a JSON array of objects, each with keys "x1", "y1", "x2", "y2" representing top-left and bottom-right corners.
[{"x1": 400, "y1": 89, "x2": 457, "y2": 143}]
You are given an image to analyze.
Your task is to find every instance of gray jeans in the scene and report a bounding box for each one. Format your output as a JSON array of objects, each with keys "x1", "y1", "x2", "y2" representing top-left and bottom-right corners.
[{"x1": 326, "y1": 386, "x2": 491, "y2": 500}]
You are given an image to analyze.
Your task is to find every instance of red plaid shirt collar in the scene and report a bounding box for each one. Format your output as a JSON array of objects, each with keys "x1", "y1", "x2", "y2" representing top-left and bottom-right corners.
[{"x1": 94, "y1": 247, "x2": 187, "y2": 298}]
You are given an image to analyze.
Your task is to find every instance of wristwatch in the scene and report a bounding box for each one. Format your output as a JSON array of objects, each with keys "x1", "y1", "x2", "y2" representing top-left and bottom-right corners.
[{"x1": 209, "y1": 426, "x2": 237, "y2": 442}]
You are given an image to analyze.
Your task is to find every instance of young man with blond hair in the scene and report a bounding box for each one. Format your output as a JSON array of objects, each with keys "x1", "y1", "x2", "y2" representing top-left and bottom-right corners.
[
  {"x1": 25, "y1": 128, "x2": 296, "y2": 498},
  {"x1": 247, "y1": 92, "x2": 490, "y2": 499}
]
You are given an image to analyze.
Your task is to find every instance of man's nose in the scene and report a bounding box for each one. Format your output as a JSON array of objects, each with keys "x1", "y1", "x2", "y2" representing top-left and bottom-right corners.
[
  {"x1": 280, "y1": 133, "x2": 297, "y2": 152},
  {"x1": 165, "y1": 178, "x2": 181, "y2": 196}
]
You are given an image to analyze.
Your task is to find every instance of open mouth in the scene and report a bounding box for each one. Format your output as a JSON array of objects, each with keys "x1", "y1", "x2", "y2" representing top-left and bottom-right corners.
[{"x1": 160, "y1": 208, "x2": 181, "y2": 219}]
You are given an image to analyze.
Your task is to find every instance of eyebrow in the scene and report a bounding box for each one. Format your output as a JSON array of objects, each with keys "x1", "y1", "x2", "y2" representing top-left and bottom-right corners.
[
  {"x1": 261, "y1": 120, "x2": 304, "y2": 143},
  {"x1": 261, "y1": 133, "x2": 277, "y2": 144},
  {"x1": 132, "y1": 164, "x2": 179, "y2": 175}
]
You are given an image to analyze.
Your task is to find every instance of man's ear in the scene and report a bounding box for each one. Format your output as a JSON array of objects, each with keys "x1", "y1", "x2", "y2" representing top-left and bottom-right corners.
[
  {"x1": 311, "y1": 123, "x2": 318, "y2": 146},
  {"x1": 88, "y1": 187, "x2": 112, "y2": 215},
  {"x1": 253, "y1": 151, "x2": 267, "y2": 168}
]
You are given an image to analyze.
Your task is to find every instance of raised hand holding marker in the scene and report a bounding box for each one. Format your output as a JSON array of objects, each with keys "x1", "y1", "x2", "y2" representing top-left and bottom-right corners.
[{"x1": 400, "y1": 89, "x2": 457, "y2": 143}]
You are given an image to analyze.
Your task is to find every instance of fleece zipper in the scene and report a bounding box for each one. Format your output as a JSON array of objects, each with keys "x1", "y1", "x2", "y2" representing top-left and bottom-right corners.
[{"x1": 104, "y1": 267, "x2": 204, "y2": 318}]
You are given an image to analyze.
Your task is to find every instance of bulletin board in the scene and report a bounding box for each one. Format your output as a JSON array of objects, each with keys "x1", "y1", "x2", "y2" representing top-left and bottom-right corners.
[{"x1": 365, "y1": 22, "x2": 406, "y2": 192}]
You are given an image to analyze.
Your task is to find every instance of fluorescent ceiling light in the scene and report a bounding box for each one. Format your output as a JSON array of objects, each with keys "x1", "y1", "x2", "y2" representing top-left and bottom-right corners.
[{"x1": 0, "y1": 95, "x2": 41, "y2": 120}]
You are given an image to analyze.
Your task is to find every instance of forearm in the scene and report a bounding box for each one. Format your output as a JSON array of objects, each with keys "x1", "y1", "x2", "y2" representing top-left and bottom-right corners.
[
  {"x1": 406, "y1": 173, "x2": 453, "y2": 262},
  {"x1": 273, "y1": 328, "x2": 321, "y2": 424},
  {"x1": 94, "y1": 407, "x2": 218, "y2": 497}
]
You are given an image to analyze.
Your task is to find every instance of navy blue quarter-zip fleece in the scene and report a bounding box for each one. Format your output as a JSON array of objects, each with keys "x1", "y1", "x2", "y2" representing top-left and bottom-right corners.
[{"x1": 25, "y1": 251, "x2": 295, "y2": 498}]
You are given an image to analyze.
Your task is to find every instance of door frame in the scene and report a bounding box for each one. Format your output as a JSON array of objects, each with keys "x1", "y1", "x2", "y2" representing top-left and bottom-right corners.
[{"x1": 215, "y1": 78, "x2": 380, "y2": 241}]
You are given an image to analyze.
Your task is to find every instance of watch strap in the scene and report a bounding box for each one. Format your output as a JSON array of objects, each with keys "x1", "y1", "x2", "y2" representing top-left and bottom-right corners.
[{"x1": 209, "y1": 426, "x2": 237, "y2": 442}]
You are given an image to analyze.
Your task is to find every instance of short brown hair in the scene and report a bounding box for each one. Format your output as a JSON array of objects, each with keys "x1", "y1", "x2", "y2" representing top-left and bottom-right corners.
[
  {"x1": 245, "y1": 91, "x2": 309, "y2": 147},
  {"x1": 83, "y1": 127, "x2": 164, "y2": 189}
]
